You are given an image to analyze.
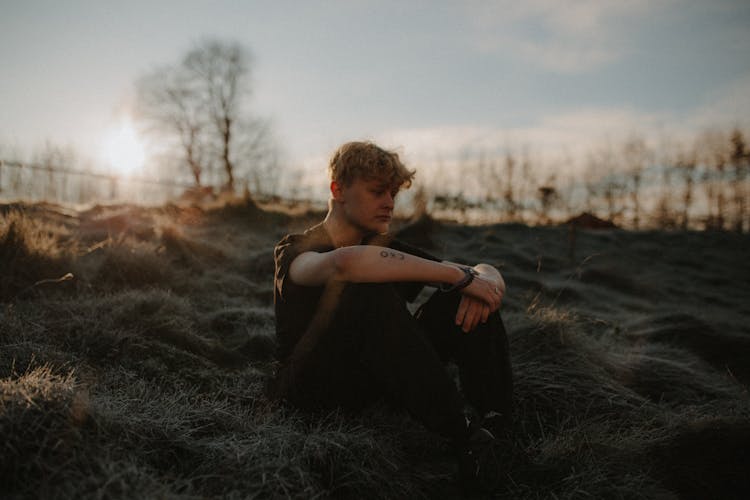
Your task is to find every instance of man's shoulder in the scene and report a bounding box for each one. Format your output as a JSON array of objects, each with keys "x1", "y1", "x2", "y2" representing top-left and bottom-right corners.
[
  {"x1": 274, "y1": 223, "x2": 331, "y2": 299},
  {"x1": 274, "y1": 223, "x2": 332, "y2": 259},
  {"x1": 274, "y1": 232, "x2": 303, "y2": 252}
]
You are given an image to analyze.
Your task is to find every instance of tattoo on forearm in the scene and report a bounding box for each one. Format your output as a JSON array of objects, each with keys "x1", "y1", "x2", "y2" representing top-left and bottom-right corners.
[{"x1": 380, "y1": 250, "x2": 405, "y2": 260}]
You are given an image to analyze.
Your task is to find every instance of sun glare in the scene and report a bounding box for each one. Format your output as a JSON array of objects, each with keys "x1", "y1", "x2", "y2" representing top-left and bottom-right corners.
[{"x1": 101, "y1": 117, "x2": 146, "y2": 175}]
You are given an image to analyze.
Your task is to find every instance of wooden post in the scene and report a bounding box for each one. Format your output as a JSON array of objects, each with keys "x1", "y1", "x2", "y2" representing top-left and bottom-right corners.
[{"x1": 109, "y1": 175, "x2": 118, "y2": 200}]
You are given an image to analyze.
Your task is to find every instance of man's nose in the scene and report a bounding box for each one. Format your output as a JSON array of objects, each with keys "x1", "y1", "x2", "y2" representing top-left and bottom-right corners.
[{"x1": 383, "y1": 193, "x2": 394, "y2": 208}]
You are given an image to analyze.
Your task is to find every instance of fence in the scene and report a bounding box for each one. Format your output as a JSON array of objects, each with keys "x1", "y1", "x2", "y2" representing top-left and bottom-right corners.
[{"x1": 0, "y1": 160, "x2": 195, "y2": 205}]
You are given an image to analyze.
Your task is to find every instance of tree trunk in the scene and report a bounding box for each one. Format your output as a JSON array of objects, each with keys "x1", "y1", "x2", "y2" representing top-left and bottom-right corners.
[
  {"x1": 682, "y1": 174, "x2": 693, "y2": 230},
  {"x1": 222, "y1": 117, "x2": 234, "y2": 192}
]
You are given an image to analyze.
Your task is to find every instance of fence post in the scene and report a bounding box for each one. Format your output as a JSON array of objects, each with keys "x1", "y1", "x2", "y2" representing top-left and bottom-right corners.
[
  {"x1": 0, "y1": 160, "x2": 198, "y2": 203},
  {"x1": 109, "y1": 175, "x2": 118, "y2": 200}
]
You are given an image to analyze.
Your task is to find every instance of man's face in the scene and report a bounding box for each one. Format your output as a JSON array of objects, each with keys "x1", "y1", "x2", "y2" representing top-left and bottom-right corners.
[{"x1": 334, "y1": 177, "x2": 399, "y2": 234}]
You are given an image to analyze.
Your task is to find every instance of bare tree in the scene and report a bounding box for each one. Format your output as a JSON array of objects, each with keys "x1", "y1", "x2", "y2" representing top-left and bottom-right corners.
[
  {"x1": 234, "y1": 117, "x2": 279, "y2": 196},
  {"x1": 654, "y1": 157, "x2": 685, "y2": 230},
  {"x1": 537, "y1": 181, "x2": 558, "y2": 225},
  {"x1": 518, "y1": 148, "x2": 534, "y2": 223},
  {"x1": 475, "y1": 148, "x2": 490, "y2": 209},
  {"x1": 622, "y1": 136, "x2": 650, "y2": 229},
  {"x1": 183, "y1": 40, "x2": 250, "y2": 192},
  {"x1": 137, "y1": 38, "x2": 274, "y2": 194},
  {"x1": 586, "y1": 142, "x2": 625, "y2": 223},
  {"x1": 675, "y1": 142, "x2": 697, "y2": 230},
  {"x1": 698, "y1": 129, "x2": 730, "y2": 229},
  {"x1": 503, "y1": 151, "x2": 517, "y2": 220},
  {"x1": 456, "y1": 146, "x2": 472, "y2": 219},
  {"x1": 583, "y1": 155, "x2": 600, "y2": 215},
  {"x1": 137, "y1": 64, "x2": 208, "y2": 186},
  {"x1": 729, "y1": 128, "x2": 748, "y2": 233},
  {"x1": 484, "y1": 154, "x2": 503, "y2": 212},
  {"x1": 603, "y1": 177, "x2": 627, "y2": 224}
]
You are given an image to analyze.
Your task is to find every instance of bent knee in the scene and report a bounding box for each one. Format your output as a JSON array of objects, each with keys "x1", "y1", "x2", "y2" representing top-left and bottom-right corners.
[{"x1": 339, "y1": 282, "x2": 402, "y2": 307}]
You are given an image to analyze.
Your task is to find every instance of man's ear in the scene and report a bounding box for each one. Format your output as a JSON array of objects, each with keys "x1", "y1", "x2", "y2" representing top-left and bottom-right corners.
[{"x1": 330, "y1": 180, "x2": 344, "y2": 202}]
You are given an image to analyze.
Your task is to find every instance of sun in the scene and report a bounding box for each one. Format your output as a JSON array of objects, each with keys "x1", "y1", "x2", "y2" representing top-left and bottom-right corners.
[{"x1": 100, "y1": 116, "x2": 146, "y2": 175}]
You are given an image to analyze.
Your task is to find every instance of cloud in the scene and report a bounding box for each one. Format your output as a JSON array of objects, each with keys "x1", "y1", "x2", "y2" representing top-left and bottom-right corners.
[
  {"x1": 688, "y1": 72, "x2": 750, "y2": 131},
  {"x1": 464, "y1": 0, "x2": 675, "y2": 73},
  {"x1": 379, "y1": 107, "x2": 667, "y2": 169}
]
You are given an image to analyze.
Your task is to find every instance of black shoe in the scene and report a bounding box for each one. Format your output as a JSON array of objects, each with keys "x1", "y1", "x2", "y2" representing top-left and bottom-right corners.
[
  {"x1": 457, "y1": 426, "x2": 506, "y2": 493},
  {"x1": 478, "y1": 411, "x2": 510, "y2": 439}
]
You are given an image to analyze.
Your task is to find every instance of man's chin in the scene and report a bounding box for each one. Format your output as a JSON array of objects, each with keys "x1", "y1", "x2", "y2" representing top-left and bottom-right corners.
[
  {"x1": 355, "y1": 220, "x2": 390, "y2": 236},
  {"x1": 373, "y1": 221, "x2": 391, "y2": 234}
]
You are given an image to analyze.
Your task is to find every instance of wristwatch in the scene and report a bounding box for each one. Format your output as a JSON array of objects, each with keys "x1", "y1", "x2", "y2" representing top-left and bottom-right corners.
[{"x1": 439, "y1": 266, "x2": 479, "y2": 293}]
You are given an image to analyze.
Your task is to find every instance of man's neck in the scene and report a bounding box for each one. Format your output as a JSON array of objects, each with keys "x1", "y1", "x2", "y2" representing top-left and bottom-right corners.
[{"x1": 323, "y1": 207, "x2": 365, "y2": 248}]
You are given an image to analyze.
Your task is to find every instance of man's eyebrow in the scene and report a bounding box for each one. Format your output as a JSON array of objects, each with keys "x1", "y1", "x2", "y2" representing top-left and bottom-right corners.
[{"x1": 365, "y1": 178, "x2": 400, "y2": 193}]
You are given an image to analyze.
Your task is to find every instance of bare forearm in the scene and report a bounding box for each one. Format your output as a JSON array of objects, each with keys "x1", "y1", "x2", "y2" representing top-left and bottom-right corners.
[{"x1": 333, "y1": 245, "x2": 462, "y2": 285}]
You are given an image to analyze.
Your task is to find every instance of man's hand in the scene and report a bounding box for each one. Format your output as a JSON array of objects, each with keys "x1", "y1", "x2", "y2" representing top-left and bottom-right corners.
[
  {"x1": 455, "y1": 295, "x2": 490, "y2": 332},
  {"x1": 455, "y1": 271, "x2": 505, "y2": 332}
]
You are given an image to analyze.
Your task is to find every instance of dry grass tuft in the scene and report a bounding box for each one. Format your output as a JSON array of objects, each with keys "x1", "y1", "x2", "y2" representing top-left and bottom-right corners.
[
  {"x1": 0, "y1": 210, "x2": 74, "y2": 301},
  {"x1": 0, "y1": 365, "x2": 88, "y2": 495},
  {"x1": 160, "y1": 224, "x2": 226, "y2": 269},
  {"x1": 88, "y1": 237, "x2": 173, "y2": 289}
]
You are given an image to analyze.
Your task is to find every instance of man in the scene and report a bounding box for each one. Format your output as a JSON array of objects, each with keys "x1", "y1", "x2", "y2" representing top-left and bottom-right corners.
[{"x1": 271, "y1": 141, "x2": 513, "y2": 486}]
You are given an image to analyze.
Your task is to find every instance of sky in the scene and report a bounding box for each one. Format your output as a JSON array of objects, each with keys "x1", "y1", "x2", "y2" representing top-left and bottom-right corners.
[{"x1": 2, "y1": 0, "x2": 750, "y2": 193}]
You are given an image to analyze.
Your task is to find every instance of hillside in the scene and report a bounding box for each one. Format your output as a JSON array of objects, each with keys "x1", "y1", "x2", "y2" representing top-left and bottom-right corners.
[{"x1": 1, "y1": 200, "x2": 749, "y2": 499}]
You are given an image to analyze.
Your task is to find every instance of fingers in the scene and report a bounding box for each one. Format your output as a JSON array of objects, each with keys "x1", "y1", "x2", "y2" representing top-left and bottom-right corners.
[
  {"x1": 458, "y1": 278, "x2": 505, "y2": 330},
  {"x1": 458, "y1": 297, "x2": 485, "y2": 333},
  {"x1": 461, "y1": 306, "x2": 477, "y2": 333},
  {"x1": 463, "y1": 302, "x2": 480, "y2": 333},
  {"x1": 455, "y1": 295, "x2": 469, "y2": 327}
]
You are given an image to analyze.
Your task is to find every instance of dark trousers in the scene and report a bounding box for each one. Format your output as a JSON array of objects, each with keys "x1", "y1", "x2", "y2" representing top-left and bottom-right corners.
[{"x1": 272, "y1": 283, "x2": 513, "y2": 443}]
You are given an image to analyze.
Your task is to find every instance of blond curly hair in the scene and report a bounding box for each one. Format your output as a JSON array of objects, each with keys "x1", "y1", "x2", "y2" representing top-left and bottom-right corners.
[{"x1": 328, "y1": 141, "x2": 415, "y2": 189}]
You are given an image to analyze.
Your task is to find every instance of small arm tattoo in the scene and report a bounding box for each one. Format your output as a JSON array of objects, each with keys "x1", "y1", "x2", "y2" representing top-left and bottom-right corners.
[{"x1": 380, "y1": 250, "x2": 405, "y2": 260}]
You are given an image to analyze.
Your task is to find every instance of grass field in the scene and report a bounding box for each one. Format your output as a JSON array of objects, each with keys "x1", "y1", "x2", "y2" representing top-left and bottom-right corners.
[{"x1": 1, "y1": 199, "x2": 749, "y2": 499}]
